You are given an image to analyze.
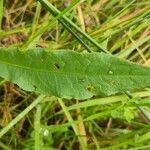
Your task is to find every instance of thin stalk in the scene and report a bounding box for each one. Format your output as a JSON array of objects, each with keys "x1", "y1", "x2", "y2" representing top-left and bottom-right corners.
[
  {"x1": 37, "y1": 0, "x2": 110, "y2": 53},
  {"x1": 31, "y1": 1, "x2": 42, "y2": 36},
  {"x1": 35, "y1": 104, "x2": 42, "y2": 150},
  {"x1": 105, "y1": 0, "x2": 136, "y2": 23},
  {"x1": 58, "y1": 98, "x2": 87, "y2": 150},
  {"x1": 66, "y1": 91, "x2": 150, "y2": 111},
  {"x1": 22, "y1": 0, "x2": 82, "y2": 50},
  {"x1": 59, "y1": 19, "x2": 92, "y2": 52},
  {"x1": 0, "y1": 141, "x2": 11, "y2": 150},
  {"x1": 0, "y1": 95, "x2": 46, "y2": 139},
  {"x1": 124, "y1": 91, "x2": 150, "y2": 122},
  {"x1": 0, "y1": 0, "x2": 3, "y2": 30}
]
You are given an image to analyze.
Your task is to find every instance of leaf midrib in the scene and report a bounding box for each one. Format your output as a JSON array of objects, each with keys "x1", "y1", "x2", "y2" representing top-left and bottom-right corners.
[{"x1": 0, "y1": 59, "x2": 149, "y2": 77}]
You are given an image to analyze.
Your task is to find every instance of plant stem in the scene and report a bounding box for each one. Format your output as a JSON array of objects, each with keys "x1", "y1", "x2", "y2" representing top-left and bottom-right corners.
[
  {"x1": 35, "y1": 104, "x2": 42, "y2": 150},
  {"x1": 37, "y1": 0, "x2": 110, "y2": 53},
  {"x1": 58, "y1": 98, "x2": 87, "y2": 150},
  {"x1": 0, "y1": 95, "x2": 46, "y2": 139},
  {"x1": 0, "y1": 0, "x2": 3, "y2": 30}
]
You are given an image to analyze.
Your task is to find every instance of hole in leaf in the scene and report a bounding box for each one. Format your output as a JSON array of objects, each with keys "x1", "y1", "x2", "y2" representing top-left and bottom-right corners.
[
  {"x1": 54, "y1": 63, "x2": 60, "y2": 69},
  {"x1": 86, "y1": 84, "x2": 96, "y2": 92},
  {"x1": 111, "y1": 80, "x2": 116, "y2": 85},
  {"x1": 33, "y1": 85, "x2": 37, "y2": 91},
  {"x1": 79, "y1": 78, "x2": 85, "y2": 83}
]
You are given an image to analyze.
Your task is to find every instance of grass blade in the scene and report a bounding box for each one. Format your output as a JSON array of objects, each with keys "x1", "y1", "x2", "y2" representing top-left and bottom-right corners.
[
  {"x1": 38, "y1": 0, "x2": 109, "y2": 53},
  {"x1": 0, "y1": 95, "x2": 46, "y2": 138},
  {"x1": 0, "y1": 0, "x2": 3, "y2": 30}
]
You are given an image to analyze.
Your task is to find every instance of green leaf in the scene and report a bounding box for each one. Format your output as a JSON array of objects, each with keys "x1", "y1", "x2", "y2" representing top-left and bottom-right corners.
[
  {"x1": 0, "y1": 48, "x2": 150, "y2": 99},
  {"x1": 123, "y1": 107, "x2": 135, "y2": 122},
  {"x1": 0, "y1": 0, "x2": 3, "y2": 30}
]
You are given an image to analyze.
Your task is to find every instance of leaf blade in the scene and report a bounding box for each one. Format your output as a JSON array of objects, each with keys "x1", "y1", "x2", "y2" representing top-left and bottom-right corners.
[{"x1": 0, "y1": 48, "x2": 150, "y2": 99}]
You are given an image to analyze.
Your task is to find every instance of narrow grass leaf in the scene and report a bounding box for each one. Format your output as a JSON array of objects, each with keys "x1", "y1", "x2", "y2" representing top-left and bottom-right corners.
[{"x1": 0, "y1": 0, "x2": 3, "y2": 30}]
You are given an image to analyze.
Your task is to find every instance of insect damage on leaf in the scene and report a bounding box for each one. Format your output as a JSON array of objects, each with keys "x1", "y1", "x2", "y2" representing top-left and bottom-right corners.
[
  {"x1": 54, "y1": 63, "x2": 61, "y2": 69},
  {"x1": 86, "y1": 84, "x2": 96, "y2": 92},
  {"x1": 0, "y1": 48, "x2": 150, "y2": 100}
]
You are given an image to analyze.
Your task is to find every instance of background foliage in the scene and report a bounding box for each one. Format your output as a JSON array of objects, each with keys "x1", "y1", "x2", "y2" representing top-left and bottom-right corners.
[{"x1": 0, "y1": 0, "x2": 150, "y2": 149}]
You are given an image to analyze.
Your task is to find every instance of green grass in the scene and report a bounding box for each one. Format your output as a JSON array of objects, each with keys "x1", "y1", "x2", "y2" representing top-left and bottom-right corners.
[{"x1": 0, "y1": 0, "x2": 150, "y2": 149}]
